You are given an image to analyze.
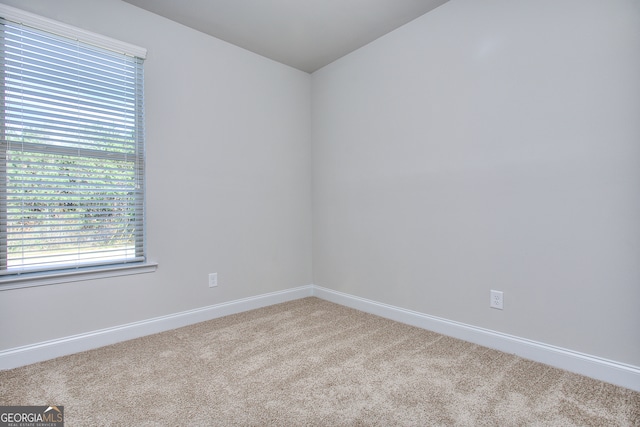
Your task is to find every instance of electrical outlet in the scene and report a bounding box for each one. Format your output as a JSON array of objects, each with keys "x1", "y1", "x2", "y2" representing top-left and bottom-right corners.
[
  {"x1": 208, "y1": 273, "x2": 218, "y2": 288},
  {"x1": 490, "y1": 290, "x2": 503, "y2": 310}
]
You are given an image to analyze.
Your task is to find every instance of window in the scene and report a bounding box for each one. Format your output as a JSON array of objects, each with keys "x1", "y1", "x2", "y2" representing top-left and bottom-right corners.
[{"x1": 0, "y1": 6, "x2": 147, "y2": 280}]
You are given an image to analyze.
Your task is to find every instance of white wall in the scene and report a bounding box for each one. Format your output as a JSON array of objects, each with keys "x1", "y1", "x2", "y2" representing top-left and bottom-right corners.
[
  {"x1": 1, "y1": 0, "x2": 638, "y2": 373},
  {"x1": 312, "y1": 0, "x2": 640, "y2": 366},
  {"x1": 0, "y1": 0, "x2": 312, "y2": 350}
]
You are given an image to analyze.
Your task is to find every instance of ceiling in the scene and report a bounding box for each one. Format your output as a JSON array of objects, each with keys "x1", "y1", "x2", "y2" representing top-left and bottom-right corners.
[{"x1": 121, "y1": 0, "x2": 449, "y2": 73}]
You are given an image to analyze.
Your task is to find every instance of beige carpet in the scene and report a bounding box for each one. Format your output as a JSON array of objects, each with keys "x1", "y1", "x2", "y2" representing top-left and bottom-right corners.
[{"x1": 1, "y1": 297, "x2": 638, "y2": 426}]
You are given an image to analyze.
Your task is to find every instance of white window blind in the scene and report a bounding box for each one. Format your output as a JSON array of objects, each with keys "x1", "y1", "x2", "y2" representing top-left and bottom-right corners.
[{"x1": 0, "y1": 10, "x2": 146, "y2": 277}]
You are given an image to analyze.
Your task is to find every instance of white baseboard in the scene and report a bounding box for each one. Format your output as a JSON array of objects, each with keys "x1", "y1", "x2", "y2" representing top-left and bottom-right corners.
[
  {"x1": 2, "y1": 283, "x2": 638, "y2": 392},
  {"x1": 0, "y1": 285, "x2": 314, "y2": 370},
  {"x1": 311, "y1": 285, "x2": 640, "y2": 392}
]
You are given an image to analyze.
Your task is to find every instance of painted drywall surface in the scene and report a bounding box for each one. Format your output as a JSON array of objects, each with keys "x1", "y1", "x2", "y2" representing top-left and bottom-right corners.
[
  {"x1": 0, "y1": 0, "x2": 312, "y2": 350},
  {"x1": 311, "y1": 0, "x2": 640, "y2": 365}
]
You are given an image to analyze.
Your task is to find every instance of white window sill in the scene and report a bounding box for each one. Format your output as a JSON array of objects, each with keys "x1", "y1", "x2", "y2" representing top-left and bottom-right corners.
[{"x1": 0, "y1": 262, "x2": 158, "y2": 291}]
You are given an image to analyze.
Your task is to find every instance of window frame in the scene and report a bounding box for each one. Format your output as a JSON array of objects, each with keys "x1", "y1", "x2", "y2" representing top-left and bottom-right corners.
[{"x1": 0, "y1": 4, "x2": 155, "y2": 289}]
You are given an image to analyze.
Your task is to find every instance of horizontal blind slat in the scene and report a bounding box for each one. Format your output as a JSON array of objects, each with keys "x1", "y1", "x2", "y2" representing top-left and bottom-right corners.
[{"x1": 0, "y1": 86, "x2": 137, "y2": 118}]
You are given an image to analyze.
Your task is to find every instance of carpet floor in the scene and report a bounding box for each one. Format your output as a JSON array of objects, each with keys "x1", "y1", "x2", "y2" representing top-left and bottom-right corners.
[{"x1": 1, "y1": 297, "x2": 638, "y2": 426}]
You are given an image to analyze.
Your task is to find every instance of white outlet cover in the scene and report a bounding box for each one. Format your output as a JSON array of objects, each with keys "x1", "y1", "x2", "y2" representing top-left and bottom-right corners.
[{"x1": 490, "y1": 290, "x2": 503, "y2": 310}]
